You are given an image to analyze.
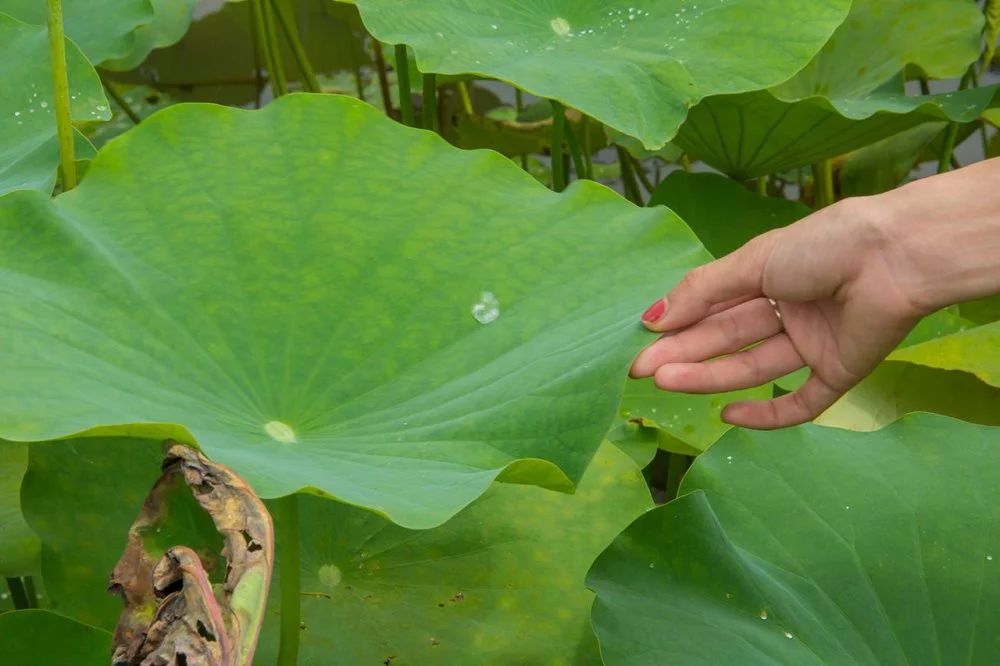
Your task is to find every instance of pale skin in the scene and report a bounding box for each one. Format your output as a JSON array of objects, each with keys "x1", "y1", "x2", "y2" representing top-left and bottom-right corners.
[{"x1": 631, "y1": 157, "x2": 1000, "y2": 429}]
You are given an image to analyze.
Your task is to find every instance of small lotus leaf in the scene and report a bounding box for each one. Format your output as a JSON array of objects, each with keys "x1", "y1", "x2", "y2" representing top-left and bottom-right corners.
[
  {"x1": 0, "y1": 13, "x2": 110, "y2": 196},
  {"x1": 0, "y1": 610, "x2": 110, "y2": 665},
  {"x1": 0, "y1": 0, "x2": 153, "y2": 65}
]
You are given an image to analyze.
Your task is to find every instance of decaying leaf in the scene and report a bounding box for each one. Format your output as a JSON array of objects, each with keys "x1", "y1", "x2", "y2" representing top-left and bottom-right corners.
[{"x1": 109, "y1": 442, "x2": 274, "y2": 666}]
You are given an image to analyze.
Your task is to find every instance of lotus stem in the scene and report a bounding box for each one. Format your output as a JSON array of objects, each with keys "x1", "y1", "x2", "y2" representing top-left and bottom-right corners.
[
  {"x1": 4, "y1": 577, "x2": 32, "y2": 609},
  {"x1": 274, "y1": 494, "x2": 301, "y2": 666},
  {"x1": 256, "y1": 0, "x2": 287, "y2": 97},
  {"x1": 421, "y1": 73, "x2": 437, "y2": 131},
  {"x1": 102, "y1": 79, "x2": 141, "y2": 124},
  {"x1": 246, "y1": 0, "x2": 264, "y2": 108},
  {"x1": 628, "y1": 151, "x2": 655, "y2": 195},
  {"x1": 581, "y1": 115, "x2": 593, "y2": 179},
  {"x1": 515, "y1": 87, "x2": 527, "y2": 170},
  {"x1": 457, "y1": 81, "x2": 474, "y2": 116},
  {"x1": 938, "y1": 67, "x2": 974, "y2": 174},
  {"x1": 814, "y1": 159, "x2": 834, "y2": 207},
  {"x1": 46, "y1": 0, "x2": 76, "y2": 191},
  {"x1": 371, "y1": 41, "x2": 393, "y2": 116},
  {"x1": 267, "y1": 0, "x2": 320, "y2": 93},
  {"x1": 756, "y1": 176, "x2": 767, "y2": 197},
  {"x1": 564, "y1": 120, "x2": 586, "y2": 181},
  {"x1": 550, "y1": 100, "x2": 567, "y2": 191},
  {"x1": 616, "y1": 145, "x2": 643, "y2": 205},
  {"x1": 664, "y1": 453, "x2": 689, "y2": 502},
  {"x1": 395, "y1": 45, "x2": 414, "y2": 125}
]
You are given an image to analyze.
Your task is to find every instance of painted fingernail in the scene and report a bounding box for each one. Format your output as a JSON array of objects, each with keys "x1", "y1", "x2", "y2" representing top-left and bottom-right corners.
[{"x1": 641, "y1": 299, "x2": 665, "y2": 323}]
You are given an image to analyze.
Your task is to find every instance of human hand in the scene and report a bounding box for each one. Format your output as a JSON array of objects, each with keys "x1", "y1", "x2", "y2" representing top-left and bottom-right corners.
[
  {"x1": 631, "y1": 198, "x2": 920, "y2": 428},
  {"x1": 631, "y1": 158, "x2": 1000, "y2": 429}
]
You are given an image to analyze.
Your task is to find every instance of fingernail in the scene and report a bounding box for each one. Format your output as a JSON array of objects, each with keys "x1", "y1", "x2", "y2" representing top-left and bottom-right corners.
[{"x1": 641, "y1": 299, "x2": 666, "y2": 323}]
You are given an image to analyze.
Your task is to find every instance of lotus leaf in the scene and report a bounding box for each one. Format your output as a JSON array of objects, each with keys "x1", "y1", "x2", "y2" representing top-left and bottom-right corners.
[
  {"x1": 888, "y1": 321, "x2": 1000, "y2": 387},
  {"x1": 0, "y1": 443, "x2": 38, "y2": 577},
  {"x1": 0, "y1": 610, "x2": 110, "y2": 665},
  {"x1": 346, "y1": 0, "x2": 851, "y2": 148},
  {"x1": 103, "y1": 0, "x2": 199, "y2": 71},
  {"x1": 255, "y1": 441, "x2": 652, "y2": 664},
  {"x1": 0, "y1": 94, "x2": 707, "y2": 528},
  {"x1": 0, "y1": 0, "x2": 153, "y2": 65},
  {"x1": 674, "y1": 87, "x2": 995, "y2": 179},
  {"x1": 0, "y1": 13, "x2": 110, "y2": 196},
  {"x1": 590, "y1": 415, "x2": 1000, "y2": 665}
]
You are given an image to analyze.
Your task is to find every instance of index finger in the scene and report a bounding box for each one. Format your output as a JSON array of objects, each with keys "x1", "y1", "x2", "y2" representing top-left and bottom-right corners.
[{"x1": 642, "y1": 233, "x2": 777, "y2": 332}]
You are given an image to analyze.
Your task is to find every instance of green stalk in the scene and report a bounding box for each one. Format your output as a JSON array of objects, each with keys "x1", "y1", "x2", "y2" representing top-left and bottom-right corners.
[
  {"x1": 616, "y1": 145, "x2": 643, "y2": 205},
  {"x1": 259, "y1": 0, "x2": 287, "y2": 97},
  {"x1": 102, "y1": 80, "x2": 141, "y2": 124},
  {"x1": 46, "y1": 0, "x2": 76, "y2": 191},
  {"x1": 756, "y1": 176, "x2": 767, "y2": 197},
  {"x1": 22, "y1": 576, "x2": 38, "y2": 607},
  {"x1": 246, "y1": 0, "x2": 264, "y2": 108},
  {"x1": 628, "y1": 152, "x2": 655, "y2": 195},
  {"x1": 663, "y1": 454, "x2": 689, "y2": 502},
  {"x1": 371, "y1": 41, "x2": 394, "y2": 116},
  {"x1": 550, "y1": 100, "x2": 567, "y2": 192},
  {"x1": 814, "y1": 159, "x2": 834, "y2": 207},
  {"x1": 394, "y1": 45, "x2": 414, "y2": 126},
  {"x1": 268, "y1": 0, "x2": 319, "y2": 93},
  {"x1": 5, "y1": 577, "x2": 32, "y2": 610},
  {"x1": 938, "y1": 68, "x2": 974, "y2": 173},
  {"x1": 581, "y1": 115, "x2": 593, "y2": 179},
  {"x1": 456, "y1": 81, "x2": 474, "y2": 115},
  {"x1": 274, "y1": 495, "x2": 301, "y2": 666},
  {"x1": 515, "y1": 87, "x2": 527, "y2": 170},
  {"x1": 421, "y1": 73, "x2": 437, "y2": 131},
  {"x1": 564, "y1": 121, "x2": 586, "y2": 181}
]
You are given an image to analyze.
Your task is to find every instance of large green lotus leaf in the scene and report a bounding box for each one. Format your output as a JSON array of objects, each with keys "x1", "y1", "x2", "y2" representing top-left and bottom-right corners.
[
  {"x1": 817, "y1": 363, "x2": 1000, "y2": 431},
  {"x1": 0, "y1": 0, "x2": 154, "y2": 65},
  {"x1": 345, "y1": 0, "x2": 851, "y2": 149},
  {"x1": 0, "y1": 610, "x2": 110, "y2": 665},
  {"x1": 888, "y1": 321, "x2": 1000, "y2": 387},
  {"x1": 255, "y1": 441, "x2": 651, "y2": 664},
  {"x1": 0, "y1": 13, "x2": 110, "y2": 196},
  {"x1": 0, "y1": 443, "x2": 38, "y2": 577},
  {"x1": 0, "y1": 94, "x2": 706, "y2": 529},
  {"x1": 103, "y1": 0, "x2": 199, "y2": 71},
  {"x1": 20, "y1": 437, "x2": 223, "y2": 630},
  {"x1": 675, "y1": 86, "x2": 995, "y2": 179},
  {"x1": 773, "y1": 0, "x2": 983, "y2": 100},
  {"x1": 589, "y1": 415, "x2": 1000, "y2": 665},
  {"x1": 648, "y1": 171, "x2": 810, "y2": 257}
]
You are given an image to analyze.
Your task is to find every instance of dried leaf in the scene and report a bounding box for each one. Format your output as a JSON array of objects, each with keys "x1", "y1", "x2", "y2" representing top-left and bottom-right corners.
[{"x1": 109, "y1": 442, "x2": 273, "y2": 666}]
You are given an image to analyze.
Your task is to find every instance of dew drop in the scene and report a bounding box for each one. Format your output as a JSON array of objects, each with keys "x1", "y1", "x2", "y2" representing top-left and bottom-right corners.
[
  {"x1": 759, "y1": 608, "x2": 768, "y2": 620},
  {"x1": 648, "y1": 562, "x2": 655, "y2": 568},
  {"x1": 988, "y1": 555, "x2": 994, "y2": 561},
  {"x1": 471, "y1": 291, "x2": 500, "y2": 324},
  {"x1": 550, "y1": 17, "x2": 571, "y2": 37},
  {"x1": 264, "y1": 420, "x2": 297, "y2": 443},
  {"x1": 784, "y1": 631, "x2": 794, "y2": 639},
  {"x1": 40, "y1": 101, "x2": 48, "y2": 108}
]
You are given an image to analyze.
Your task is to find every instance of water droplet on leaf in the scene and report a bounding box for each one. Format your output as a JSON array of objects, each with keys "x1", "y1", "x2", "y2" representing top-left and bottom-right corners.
[{"x1": 471, "y1": 291, "x2": 500, "y2": 324}]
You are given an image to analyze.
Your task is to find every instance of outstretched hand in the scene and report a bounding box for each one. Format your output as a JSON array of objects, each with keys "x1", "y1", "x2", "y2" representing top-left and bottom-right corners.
[{"x1": 632, "y1": 159, "x2": 1000, "y2": 429}]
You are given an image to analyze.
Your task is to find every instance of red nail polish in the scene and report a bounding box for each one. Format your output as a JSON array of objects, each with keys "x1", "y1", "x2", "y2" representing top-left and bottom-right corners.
[{"x1": 642, "y1": 299, "x2": 665, "y2": 323}]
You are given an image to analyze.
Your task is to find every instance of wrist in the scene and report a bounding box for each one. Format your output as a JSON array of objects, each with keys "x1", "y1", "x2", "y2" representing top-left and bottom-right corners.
[{"x1": 877, "y1": 159, "x2": 1000, "y2": 314}]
